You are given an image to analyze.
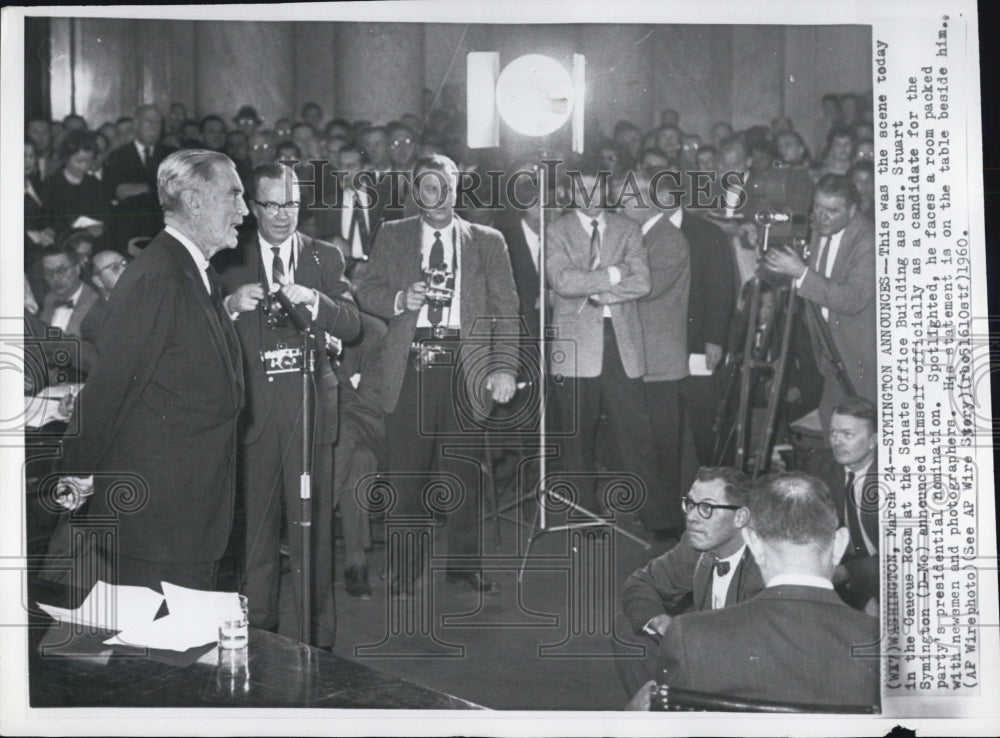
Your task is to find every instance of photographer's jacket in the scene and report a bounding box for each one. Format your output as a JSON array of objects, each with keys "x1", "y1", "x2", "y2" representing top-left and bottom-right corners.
[{"x1": 352, "y1": 215, "x2": 520, "y2": 417}]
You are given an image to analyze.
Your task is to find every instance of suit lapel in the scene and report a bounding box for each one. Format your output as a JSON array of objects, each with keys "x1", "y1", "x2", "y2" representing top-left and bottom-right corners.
[
  {"x1": 457, "y1": 217, "x2": 477, "y2": 332},
  {"x1": 725, "y1": 547, "x2": 752, "y2": 606},
  {"x1": 828, "y1": 216, "x2": 860, "y2": 278},
  {"x1": 693, "y1": 553, "x2": 713, "y2": 611}
]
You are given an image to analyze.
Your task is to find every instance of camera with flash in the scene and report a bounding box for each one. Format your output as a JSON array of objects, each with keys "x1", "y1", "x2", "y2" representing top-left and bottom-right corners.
[{"x1": 422, "y1": 267, "x2": 455, "y2": 308}]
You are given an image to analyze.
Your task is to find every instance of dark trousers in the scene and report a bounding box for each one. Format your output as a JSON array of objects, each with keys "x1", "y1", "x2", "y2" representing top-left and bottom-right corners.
[
  {"x1": 333, "y1": 421, "x2": 375, "y2": 571},
  {"x1": 241, "y1": 396, "x2": 335, "y2": 648},
  {"x1": 115, "y1": 555, "x2": 219, "y2": 592},
  {"x1": 644, "y1": 379, "x2": 685, "y2": 531},
  {"x1": 680, "y1": 374, "x2": 721, "y2": 467},
  {"x1": 550, "y1": 321, "x2": 662, "y2": 528},
  {"x1": 383, "y1": 354, "x2": 483, "y2": 573},
  {"x1": 612, "y1": 609, "x2": 660, "y2": 699}
]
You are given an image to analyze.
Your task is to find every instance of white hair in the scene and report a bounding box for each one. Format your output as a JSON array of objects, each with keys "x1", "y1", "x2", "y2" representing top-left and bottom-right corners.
[{"x1": 157, "y1": 149, "x2": 236, "y2": 215}]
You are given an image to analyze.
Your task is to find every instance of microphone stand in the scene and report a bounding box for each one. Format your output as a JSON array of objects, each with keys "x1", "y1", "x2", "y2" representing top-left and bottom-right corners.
[{"x1": 273, "y1": 288, "x2": 314, "y2": 645}]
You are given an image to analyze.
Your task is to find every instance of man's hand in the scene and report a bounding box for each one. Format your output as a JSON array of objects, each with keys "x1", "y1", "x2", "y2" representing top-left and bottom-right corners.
[
  {"x1": 486, "y1": 371, "x2": 517, "y2": 404},
  {"x1": 863, "y1": 597, "x2": 879, "y2": 617},
  {"x1": 704, "y1": 342, "x2": 724, "y2": 373},
  {"x1": 738, "y1": 222, "x2": 760, "y2": 248},
  {"x1": 625, "y1": 680, "x2": 655, "y2": 711},
  {"x1": 644, "y1": 613, "x2": 672, "y2": 638},
  {"x1": 281, "y1": 283, "x2": 319, "y2": 308},
  {"x1": 404, "y1": 281, "x2": 429, "y2": 311},
  {"x1": 761, "y1": 244, "x2": 807, "y2": 279},
  {"x1": 54, "y1": 476, "x2": 94, "y2": 511},
  {"x1": 227, "y1": 283, "x2": 265, "y2": 314}
]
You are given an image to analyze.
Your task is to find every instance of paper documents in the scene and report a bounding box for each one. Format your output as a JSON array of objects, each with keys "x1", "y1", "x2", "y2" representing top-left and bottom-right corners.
[
  {"x1": 688, "y1": 353, "x2": 713, "y2": 377},
  {"x1": 37, "y1": 580, "x2": 163, "y2": 631}
]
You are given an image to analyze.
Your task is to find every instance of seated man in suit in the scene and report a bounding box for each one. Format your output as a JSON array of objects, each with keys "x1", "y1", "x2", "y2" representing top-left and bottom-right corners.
[
  {"x1": 808, "y1": 396, "x2": 880, "y2": 614},
  {"x1": 627, "y1": 470, "x2": 880, "y2": 710},
  {"x1": 614, "y1": 466, "x2": 764, "y2": 697},
  {"x1": 39, "y1": 242, "x2": 102, "y2": 380}
]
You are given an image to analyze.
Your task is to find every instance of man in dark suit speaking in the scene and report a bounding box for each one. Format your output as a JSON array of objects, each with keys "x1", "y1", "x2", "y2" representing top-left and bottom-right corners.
[
  {"x1": 627, "y1": 471, "x2": 879, "y2": 710},
  {"x1": 56, "y1": 149, "x2": 248, "y2": 591},
  {"x1": 215, "y1": 163, "x2": 360, "y2": 647}
]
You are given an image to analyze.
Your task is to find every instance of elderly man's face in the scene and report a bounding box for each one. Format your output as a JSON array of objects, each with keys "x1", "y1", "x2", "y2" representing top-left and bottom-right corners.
[
  {"x1": 253, "y1": 174, "x2": 301, "y2": 247},
  {"x1": 193, "y1": 163, "x2": 249, "y2": 256},
  {"x1": 812, "y1": 191, "x2": 856, "y2": 237},
  {"x1": 42, "y1": 253, "x2": 82, "y2": 298}
]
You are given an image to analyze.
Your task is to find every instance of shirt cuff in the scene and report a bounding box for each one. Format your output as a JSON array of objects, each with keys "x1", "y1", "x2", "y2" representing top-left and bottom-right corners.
[
  {"x1": 308, "y1": 289, "x2": 320, "y2": 320},
  {"x1": 642, "y1": 618, "x2": 660, "y2": 636},
  {"x1": 607, "y1": 266, "x2": 622, "y2": 286},
  {"x1": 394, "y1": 290, "x2": 406, "y2": 315},
  {"x1": 794, "y1": 268, "x2": 808, "y2": 289},
  {"x1": 223, "y1": 295, "x2": 239, "y2": 321}
]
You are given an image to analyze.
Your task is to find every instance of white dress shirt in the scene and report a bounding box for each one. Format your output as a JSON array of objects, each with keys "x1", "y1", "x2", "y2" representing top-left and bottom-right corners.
[
  {"x1": 847, "y1": 459, "x2": 877, "y2": 555},
  {"x1": 668, "y1": 208, "x2": 683, "y2": 230},
  {"x1": 340, "y1": 188, "x2": 371, "y2": 260},
  {"x1": 796, "y1": 228, "x2": 845, "y2": 320},
  {"x1": 49, "y1": 284, "x2": 84, "y2": 332},
  {"x1": 710, "y1": 544, "x2": 746, "y2": 610},
  {"x1": 642, "y1": 212, "x2": 665, "y2": 236},
  {"x1": 166, "y1": 225, "x2": 211, "y2": 294},
  {"x1": 766, "y1": 573, "x2": 834, "y2": 590},
  {"x1": 260, "y1": 232, "x2": 296, "y2": 287},
  {"x1": 415, "y1": 219, "x2": 461, "y2": 329}
]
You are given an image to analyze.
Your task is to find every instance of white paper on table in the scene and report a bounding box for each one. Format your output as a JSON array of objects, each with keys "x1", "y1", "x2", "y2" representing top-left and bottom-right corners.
[
  {"x1": 104, "y1": 614, "x2": 218, "y2": 651},
  {"x1": 688, "y1": 353, "x2": 713, "y2": 377},
  {"x1": 24, "y1": 396, "x2": 67, "y2": 428},
  {"x1": 37, "y1": 580, "x2": 163, "y2": 631},
  {"x1": 161, "y1": 582, "x2": 242, "y2": 622}
]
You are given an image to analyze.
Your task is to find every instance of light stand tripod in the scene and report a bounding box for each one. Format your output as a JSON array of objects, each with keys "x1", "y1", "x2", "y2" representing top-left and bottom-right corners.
[{"x1": 512, "y1": 162, "x2": 650, "y2": 583}]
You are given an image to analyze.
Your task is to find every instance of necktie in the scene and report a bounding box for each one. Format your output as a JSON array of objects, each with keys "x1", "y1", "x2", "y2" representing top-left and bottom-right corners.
[
  {"x1": 349, "y1": 193, "x2": 370, "y2": 256},
  {"x1": 143, "y1": 145, "x2": 154, "y2": 172},
  {"x1": 427, "y1": 230, "x2": 445, "y2": 326},
  {"x1": 843, "y1": 470, "x2": 867, "y2": 557},
  {"x1": 816, "y1": 235, "x2": 832, "y2": 277},
  {"x1": 589, "y1": 219, "x2": 601, "y2": 270},
  {"x1": 54, "y1": 298, "x2": 75, "y2": 309},
  {"x1": 271, "y1": 246, "x2": 285, "y2": 286}
]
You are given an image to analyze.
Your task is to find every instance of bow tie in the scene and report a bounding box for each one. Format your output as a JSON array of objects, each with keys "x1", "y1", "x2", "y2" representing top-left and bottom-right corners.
[
  {"x1": 54, "y1": 298, "x2": 75, "y2": 309},
  {"x1": 711, "y1": 557, "x2": 731, "y2": 576}
]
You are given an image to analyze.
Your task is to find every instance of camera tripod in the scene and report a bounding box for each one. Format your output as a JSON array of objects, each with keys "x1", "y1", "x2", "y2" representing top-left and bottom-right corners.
[{"x1": 711, "y1": 223, "x2": 857, "y2": 478}]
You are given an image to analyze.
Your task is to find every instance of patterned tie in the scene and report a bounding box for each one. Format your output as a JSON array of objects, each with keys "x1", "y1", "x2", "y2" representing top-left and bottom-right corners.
[
  {"x1": 843, "y1": 470, "x2": 867, "y2": 557},
  {"x1": 271, "y1": 246, "x2": 285, "y2": 286},
  {"x1": 427, "y1": 230, "x2": 445, "y2": 326},
  {"x1": 587, "y1": 219, "x2": 602, "y2": 307}
]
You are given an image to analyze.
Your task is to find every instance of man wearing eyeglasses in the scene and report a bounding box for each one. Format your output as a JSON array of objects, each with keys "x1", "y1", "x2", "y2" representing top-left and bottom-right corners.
[
  {"x1": 214, "y1": 162, "x2": 360, "y2": 648},
  {"x1": 614, "y1": 466, "x2": 764, "y2": 698},
  {"x1": 39, "y1": 242, "x2": 103, "y2": 379}
]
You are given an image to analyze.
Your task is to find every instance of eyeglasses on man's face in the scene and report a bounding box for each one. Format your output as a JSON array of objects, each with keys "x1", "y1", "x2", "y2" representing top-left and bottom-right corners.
[
  {"x1": 252, "y1": 200, "x2": 301, "y2": 216},
  {"x1": 42, "y1": 263, "x2": 78, "y2": 280},
  {"x1": 95, "y1": 259, "x2": 128, "y2": 276},
  {"x1": 681, "y1": 495, "x2": 741, "y2": 519}
]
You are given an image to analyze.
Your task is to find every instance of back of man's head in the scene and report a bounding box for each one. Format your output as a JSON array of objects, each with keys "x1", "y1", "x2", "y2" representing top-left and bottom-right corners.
[
  {"x1": 745, "y1": 472, "x2": 845, "y2": 580},
  {"x1": 157, "y1": 149, "x2": 234, "y2": 216}
]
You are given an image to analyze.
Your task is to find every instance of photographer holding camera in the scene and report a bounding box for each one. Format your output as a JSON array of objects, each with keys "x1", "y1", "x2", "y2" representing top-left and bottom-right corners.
[
  {"x1": 214, "y1": 162, "x2": 360, "y2": 648},
  {"x1": 353, "y1": 154, "x2": 520, "y2": 597}
]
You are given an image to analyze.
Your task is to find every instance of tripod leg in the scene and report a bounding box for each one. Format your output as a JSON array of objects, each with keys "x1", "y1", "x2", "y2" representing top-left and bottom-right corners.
[
  {"x1": 734, "y1": 278, "x2": 762, "y2": 472},
  {"x1": 753, "y1": 287, "x2": 798, "y2": 478}
]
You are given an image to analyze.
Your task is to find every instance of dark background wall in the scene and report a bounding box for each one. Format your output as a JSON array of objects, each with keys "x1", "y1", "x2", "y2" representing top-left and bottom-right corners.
[{"x1": 31, "y1": 18, "x2": 871, "y2": 143}]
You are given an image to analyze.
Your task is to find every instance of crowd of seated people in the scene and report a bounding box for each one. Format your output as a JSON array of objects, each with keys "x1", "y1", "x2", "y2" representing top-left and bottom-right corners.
[{"x1": 24, "y1": 88, "x2": 881, "y2": 706}]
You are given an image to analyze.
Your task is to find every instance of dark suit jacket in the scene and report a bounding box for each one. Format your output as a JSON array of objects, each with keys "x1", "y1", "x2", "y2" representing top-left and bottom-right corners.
[
  {"x1": 638, "y1": 215, "x2": 690, "y2": 382},
  {"x1": 546, "y1": 211, "x2": 650, "y2": 378},
  {"x1": 659, "y1": 584, "x2": 880, "y2": 708},
  {"x1": 352, "y1": 215, "x2": 521, "y2": 416},
  {"x1": 799, "y1": 214, "x2": 877, "y2": 402},
  {"x1": 809, "y1": 449, "x2": 880, "y2": 608},
  {"x1": 679, "y1": 211, "x2": 734, "y2": 354},
  {"x1": 104, "y1": 141, "x2": 176, "y2": 243},
  {"x1": 60, "y1": 231, "x2": 244, "y2": 564},
  {"x1": 622, "y1": 534, "x2": 764, "y2": 634},
  {"x1": 40, "y1": 282, "x2": 102, "y2": 377},
  {"x1": 214, "y1": 231, "x2": 361, "y2": 446},
  {"x1": 496, "y1": 214, "x2": 541, "y2": 339}
]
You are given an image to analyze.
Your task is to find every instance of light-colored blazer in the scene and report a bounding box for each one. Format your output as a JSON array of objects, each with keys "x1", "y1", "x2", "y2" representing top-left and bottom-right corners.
[{"x1": 546, "y1": 211, "x2": 650, "y2": 378}]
